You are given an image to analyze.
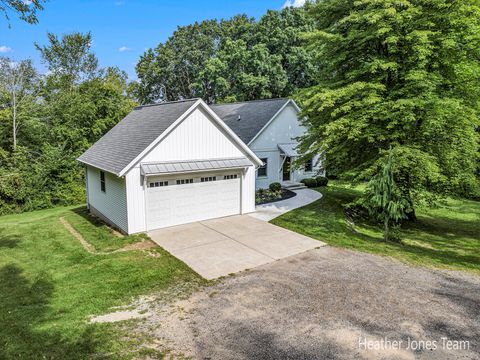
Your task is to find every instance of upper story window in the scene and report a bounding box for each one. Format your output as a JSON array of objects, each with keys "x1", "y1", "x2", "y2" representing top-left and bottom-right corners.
[
  {"x1": 201, "y1": 176, "x2": 217, "y2": 182},
  {"x1": 100, "y1": 171, "x2": 106, "y2": 192},
  {"x1": 257, "y1": 158, "x2": 268, "y2": 177},
  {"x1": 148, "y1": 181, "x2": 168, "y2": 188},
  {"x1": 224, "y1": 174, "x2": 238, "y2": 180},
  {"x1": 176, "y1": 179, "x2": 194, "y2": 185},
  {"x1": 304, "y1": 159, "x2": 313, "y2": 172}
]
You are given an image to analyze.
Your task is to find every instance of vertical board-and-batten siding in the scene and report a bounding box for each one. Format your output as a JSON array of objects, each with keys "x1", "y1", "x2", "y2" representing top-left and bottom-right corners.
[
  {"x1": 126, "y1": 107, "x2": 255, "y2": 234},
  {"x1": 86, "y1": 165, "x2": 128, "y2": 233},
  {"x1": 249, "y1": 103, "x2": 323, "y2": 188}
]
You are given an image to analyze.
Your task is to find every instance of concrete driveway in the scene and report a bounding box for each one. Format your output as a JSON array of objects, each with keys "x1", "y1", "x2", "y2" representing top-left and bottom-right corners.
[{"x1": 148, "y1": 215, "x2": 324, "y2": 279}]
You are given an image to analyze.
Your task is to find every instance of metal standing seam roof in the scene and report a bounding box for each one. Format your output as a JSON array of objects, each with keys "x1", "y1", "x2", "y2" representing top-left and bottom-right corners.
[
  {"x1": 210, "y1": 98, "x2": 290, "y2": 144},
  {"x1": 77, "y1": 99, "x2": 199, "y2": 175},
  {"x1": 278, "y1": 143, "x2": 299, "y2": 157},
  {"x1": 140, "y1": 158, "x2": 253, "y2": 176}
]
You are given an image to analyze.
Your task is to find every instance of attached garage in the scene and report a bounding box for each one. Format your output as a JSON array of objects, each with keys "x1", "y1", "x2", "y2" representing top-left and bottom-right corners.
[
  {"x1": 78, "y1": 99, "x2": 262, "y2": 234},
  {"x1": 142, "y1": 158, "x2": 250, "y2": 230}
]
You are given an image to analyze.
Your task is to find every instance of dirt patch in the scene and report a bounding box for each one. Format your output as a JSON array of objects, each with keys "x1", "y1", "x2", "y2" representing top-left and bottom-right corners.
[
  {"x1": 133, "y1": 247, "x2": 480, "y2": 359},
  {"x1": 60, "y1": 217, "x2": 96, "y2": 253}
]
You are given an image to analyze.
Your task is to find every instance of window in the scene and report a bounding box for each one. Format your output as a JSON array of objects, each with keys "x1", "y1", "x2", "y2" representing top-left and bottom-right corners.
[
  {"x1": 224, "y1": 174, "x2": 238, "y2": 180},
  {"x1": 100, "y1": 171, "x2": 106, "y2": 192},
  {"x1": 257, "y1": 158, "x2": 268, "y2": 177},
  {"x1": 176, "y1": 179, "x2": 194, "y2": 185},
  {"x1": 201, "y1": 176, "x2": 216, "y2": 182},
  {"x1": 304, "y1": 159, "x2": 313, "y2": 172},
  {"x1": 148, "y1": 181, "x2": 169, "y2": 188}
]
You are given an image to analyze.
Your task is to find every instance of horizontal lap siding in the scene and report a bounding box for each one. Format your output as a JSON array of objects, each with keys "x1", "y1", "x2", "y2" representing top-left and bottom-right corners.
[{"x1": 86, "y1": 166, "x2": 128, "y2": 233}]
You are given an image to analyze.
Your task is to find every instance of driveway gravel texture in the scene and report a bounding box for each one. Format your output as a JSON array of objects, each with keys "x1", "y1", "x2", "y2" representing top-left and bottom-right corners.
[{"x1": 135, "y1": 247, "x2": 480, "y2": 359}]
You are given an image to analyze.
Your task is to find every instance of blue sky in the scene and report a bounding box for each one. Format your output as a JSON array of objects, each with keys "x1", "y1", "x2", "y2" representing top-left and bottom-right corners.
[{"x1": 0, "y1": 0, "x2": 304, "y2": 79}]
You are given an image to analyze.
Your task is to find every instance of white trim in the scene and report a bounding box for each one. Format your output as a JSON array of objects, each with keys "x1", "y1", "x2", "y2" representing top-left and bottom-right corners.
[
  {"x1": 142, "y1": 165, "x2": 253, "y2": 177},
  {"x1": 78, "y1": 160, "x2": 123, "y2": 177},
  {"x1": 118, "y1": 99, "x2": 202, "y2": 177},
  {"x1": 118, "y1": 99, "x2": 263, "y2": 177},
  {"x1": 247, "y1": 99, "x2": 301, "y2": 146}
]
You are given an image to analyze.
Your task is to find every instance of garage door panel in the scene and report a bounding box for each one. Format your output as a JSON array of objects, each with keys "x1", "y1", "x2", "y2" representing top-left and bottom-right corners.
[{"x1": 146, "y1": 177, "x2": 240, "y2": 230}]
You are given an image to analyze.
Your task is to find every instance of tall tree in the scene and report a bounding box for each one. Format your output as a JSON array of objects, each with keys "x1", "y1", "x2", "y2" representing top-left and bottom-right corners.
[
  {"x1": 135, "y1": 7, "x2": 316, "y2": 104},
  {"x1": 35, "y1": 32, "x2": 98, "y2": 88},
  {"x1": 0, "y1": 0, "x2": 45, "y2": 26},
  {"x1": 0, "y1": 57, "x2": 38, "y2": 151},
  {"x1": 297, "y1": 0, "x2": 480, "y2": 212}
]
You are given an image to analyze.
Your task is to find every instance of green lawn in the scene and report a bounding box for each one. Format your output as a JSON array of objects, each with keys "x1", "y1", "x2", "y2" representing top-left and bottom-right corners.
[
  {"x1": 0, "y1": 206, "x2": 204, "y2": 359},
  {"x1": 272, "y1": 182, "x2": 480, "y2": 274}
]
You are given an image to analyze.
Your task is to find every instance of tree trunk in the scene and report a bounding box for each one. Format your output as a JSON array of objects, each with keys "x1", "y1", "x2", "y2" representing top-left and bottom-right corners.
[
  {"x1": 384, "y1": 218, "x2": 389, "y2": 242},
  {"x1": 12, "y1": 90, "x2": 17, "y2": 151}
]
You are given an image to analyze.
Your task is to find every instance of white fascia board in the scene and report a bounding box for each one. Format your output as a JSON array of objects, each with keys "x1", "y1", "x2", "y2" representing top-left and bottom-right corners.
[
  {"x1": 76, "y1": 159, "x2": 123, "y2": 177},
  {"x1": 247, "y1": 99, "x2": 301, "y2": 146},
  {"x1": 118, "y1": 99, "x2": 203, "y2": 177}
]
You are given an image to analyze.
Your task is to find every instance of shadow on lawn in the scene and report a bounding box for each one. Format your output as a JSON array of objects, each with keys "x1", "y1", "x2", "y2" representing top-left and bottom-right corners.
[
  {"x1": 70, "y1": 206, "x2": 106, "y2": 229},
  {"x1": 0, "y1": 264, "x2": 100, "y2": 359},
  {"x1": 0, "y1": 228, "x2": 21, "y2": 249}
]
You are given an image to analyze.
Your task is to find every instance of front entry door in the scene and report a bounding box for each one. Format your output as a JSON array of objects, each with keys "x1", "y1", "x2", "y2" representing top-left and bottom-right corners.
[{"x1": 282, "y1": 157, "x2": 291, "y2": 181}]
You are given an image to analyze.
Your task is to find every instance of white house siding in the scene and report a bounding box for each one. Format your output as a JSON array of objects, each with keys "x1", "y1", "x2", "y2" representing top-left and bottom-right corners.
[
  {"x1": 125, "y1": 107, "x2": 256, "y2": 234},
  {"x1": 249, "y1": 103, "x2": 322, "y2": 189},
  {"x1": 86, "y1": 165, "x2": 128, "y2": 233},
  {"x1": 241, "y1": 166, "x2": 256, "y2": 213}
]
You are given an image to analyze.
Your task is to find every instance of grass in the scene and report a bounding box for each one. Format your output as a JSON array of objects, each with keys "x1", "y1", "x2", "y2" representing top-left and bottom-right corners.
[
  {"x1": 0, "y1": 205, "x2": 204, "y2": 359},
  {"x1": 272, "y1": 182, "x2": 480, "y2": 274}
]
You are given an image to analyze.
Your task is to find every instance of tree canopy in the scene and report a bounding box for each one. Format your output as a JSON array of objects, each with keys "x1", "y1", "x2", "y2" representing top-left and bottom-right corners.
[
  {"x1": 0, "y1": 0, "x2": 46, "y2": 26},
  {"x1": 0, "y1": 32, "x2": 136, "y2": 214},
  {"x1": 135, "y1": 7, "x2": 318, "y2": 104},
  {"x1": 297, "y1": 0, "x2": 480, "y2": 211}
]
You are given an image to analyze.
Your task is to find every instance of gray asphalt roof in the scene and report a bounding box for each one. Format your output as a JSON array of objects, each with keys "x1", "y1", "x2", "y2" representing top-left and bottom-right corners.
[
  {"x1": 78, "y1": 98, "x2": 291, "y2": 175},
  {"x1": 78, "y1": 99, "x2": 199, "y2": 175},
  {"x1": 211, "y1": 98, "x2": 290, "y2": 144}
]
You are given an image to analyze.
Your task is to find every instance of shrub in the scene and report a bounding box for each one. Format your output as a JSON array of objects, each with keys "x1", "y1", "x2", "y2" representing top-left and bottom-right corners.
[
  {"x1": 300, "y1": 178, "x2": 317, "y2": 188},
  {"x1": 315, "y1": 176, "x2": 328, "y2": 187},
  {"x1": 269, "y1": 182, "x2": 282, "y2": 192}
]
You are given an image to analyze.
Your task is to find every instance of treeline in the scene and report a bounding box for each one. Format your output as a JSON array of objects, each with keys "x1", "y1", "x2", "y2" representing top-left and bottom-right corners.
[
  {"x1": 134, "y1": 6, "x2": 317, "y2": 104},
  {"x1": 0, "y1": 7, "x2": 314, "y2": 214},
  {"x1": 0, "y1": 33, "x2": 136, "y2": 214}
]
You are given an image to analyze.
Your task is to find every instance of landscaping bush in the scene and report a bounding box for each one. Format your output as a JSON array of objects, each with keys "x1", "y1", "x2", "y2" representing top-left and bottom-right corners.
[
  {"x1": 300, "y1": 178, "x2": 317, "y2": 188},
  {"x1": 269, "y1": 182, "x2": 282, "y2": 192},
  {"x1": 315, "y1": 176, "x2": 329, "y2": 187}
]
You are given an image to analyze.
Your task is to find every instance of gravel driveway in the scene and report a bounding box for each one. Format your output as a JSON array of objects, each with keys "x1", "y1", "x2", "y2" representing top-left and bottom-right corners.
[{"x1": 138, "y1": 247, "x2": 480, "y2": 359}]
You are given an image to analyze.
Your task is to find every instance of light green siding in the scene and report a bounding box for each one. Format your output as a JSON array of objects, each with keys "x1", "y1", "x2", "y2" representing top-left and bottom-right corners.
[{"x1": 86, "y1": 166, "x2": 128, "y2": 233}]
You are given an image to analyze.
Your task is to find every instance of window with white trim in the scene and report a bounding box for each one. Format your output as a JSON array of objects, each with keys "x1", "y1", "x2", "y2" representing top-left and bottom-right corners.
[
  {"x1": 176, "y1": 179, "x2": 194, "y2": 185},
  {"x1": 224, "y1": 174, "x2": 238, "y2": 180},
  {"x1": 201, "y1": 176, "x2": 217, "y2": 182},
  {"x1": 148, "y1": 181, "x2": 169, "y2": 188},
  {"x1": 100, "y1": 171, "x2": 106, "y2": 193},
  {"x1": 257, "y1": 158, "x2": 268, "y2": 177}
]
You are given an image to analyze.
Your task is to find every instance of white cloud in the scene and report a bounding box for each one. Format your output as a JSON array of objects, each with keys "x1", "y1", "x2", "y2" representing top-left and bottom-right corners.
[
  {"x1": 114, "y1": 1, "x2": 125, "y2": 5},
  {"x1": 118, "y1": 46, "x2": 132, "y2": 52},
  {"x1": 0, "y1": 46, "x2": 12, "y2": 53},
  {"x1": 283, "y1": 0, "x2": 306, "y2": 8}
]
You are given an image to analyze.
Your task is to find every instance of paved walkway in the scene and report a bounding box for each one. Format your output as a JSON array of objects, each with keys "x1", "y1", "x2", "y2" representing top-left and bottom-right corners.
[
  {"x1": 249, "y1": 188, "x2": 323, "y2": 222},
  {"x1": 148, "y1": 215, "x2": 324, "y2": 280}
]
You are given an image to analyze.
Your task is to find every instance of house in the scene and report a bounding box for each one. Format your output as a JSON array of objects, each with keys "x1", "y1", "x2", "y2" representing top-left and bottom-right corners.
[
  {"x1": 78, "y1": 98, "x2": 321, "y2": 234},
  {"x1": 211, "y1": 98, "x2": 322, "y2": 189}
]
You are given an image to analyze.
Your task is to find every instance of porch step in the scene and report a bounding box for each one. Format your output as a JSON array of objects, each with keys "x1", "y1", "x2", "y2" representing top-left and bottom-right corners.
[{"x1": 281, "y1": 182, "x2": 307, "y2": 191}]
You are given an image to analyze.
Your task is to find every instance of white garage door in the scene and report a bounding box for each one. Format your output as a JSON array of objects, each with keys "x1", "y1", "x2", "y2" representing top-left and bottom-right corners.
[{"x1": 146, "y1": 173, "x2": 241, "y2": 230}]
